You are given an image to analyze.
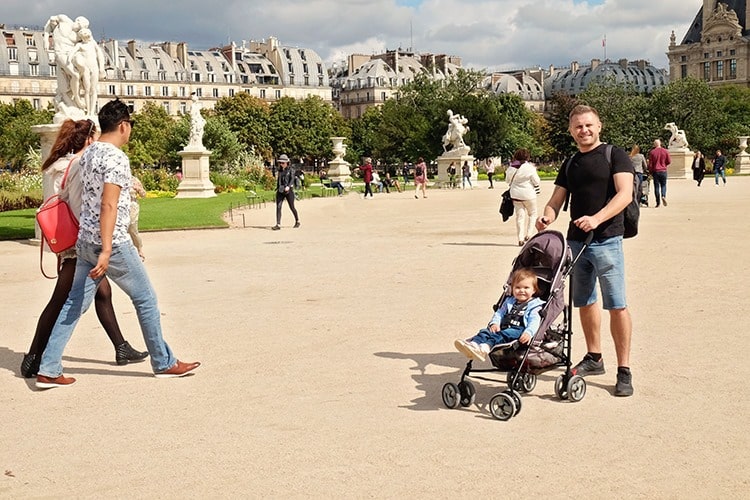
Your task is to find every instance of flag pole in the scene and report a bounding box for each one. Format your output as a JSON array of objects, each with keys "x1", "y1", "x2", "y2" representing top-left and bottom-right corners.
[{"x1": 603, "y1": 34, "x2": 607, "y2": 60}]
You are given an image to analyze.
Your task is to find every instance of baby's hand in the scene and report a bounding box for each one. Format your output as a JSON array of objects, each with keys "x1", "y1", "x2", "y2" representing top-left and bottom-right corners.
[
  {"x1": 519, "y1": 332, "x2": 531, "y2": 344},
  {"x1": 488, "y1": 323, "x2": 500, "y2": 333}
]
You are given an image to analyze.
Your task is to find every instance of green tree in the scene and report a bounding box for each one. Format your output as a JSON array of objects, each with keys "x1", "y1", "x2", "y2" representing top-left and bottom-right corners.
[
  {"x1": 0, "y1": 100, "x2": 53, "y2": 169},
  {"x1": 168, "y1": 113, "x2": 245, "y2": 170},
  {"x1": 348, "y1": 106, "x2": 382, "y2": 164},
  {"x1": 125, "y1": 102, "x2": 177, "y2": 167},
  {"x1": 213, "y1": 93, "x2": 272, "y2": 159},
  {"x1": 714, "y1": 85, "x2": 750, "y2": 154},
  {"x1": 268, "y1": 96, "x2": 347, "y2": 162},
  {"x1": 650, "y1": 78, "x2": 723, "y2": 153}
]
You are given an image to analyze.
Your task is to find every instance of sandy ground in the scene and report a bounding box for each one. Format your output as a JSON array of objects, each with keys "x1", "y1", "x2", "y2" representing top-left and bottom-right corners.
[{"x1": 1, "y1": 176, "x2": 749, "y2": 499}]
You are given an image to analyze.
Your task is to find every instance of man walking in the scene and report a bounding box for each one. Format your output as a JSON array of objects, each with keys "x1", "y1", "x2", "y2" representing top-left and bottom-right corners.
[
  {"x1": 36, "y1": 99, "x2": 200, "y2": 388},
  {"x1": 536, "y1": 104, "x2": 634, "y2": 397},
  {"x1": 713, "y1": 150, "x2": 727, "y2": 186},
  {"x1": 648, "y1": 139, "x2": 671, "y2": 207}
]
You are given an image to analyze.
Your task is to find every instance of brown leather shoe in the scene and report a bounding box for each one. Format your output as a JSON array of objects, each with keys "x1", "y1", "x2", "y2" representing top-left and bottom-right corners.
[
  {"x1": 154, "y1": 360, "x2": 201, "y2": 378},
  {"x1": 36, "y1": 374, "x2": 76, "y2": 389}
]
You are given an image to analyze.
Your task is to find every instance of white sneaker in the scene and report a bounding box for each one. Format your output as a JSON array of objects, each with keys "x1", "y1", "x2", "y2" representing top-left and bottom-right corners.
[{"x1": 454, "y1": 339, "x2": 486, "y2": 362}]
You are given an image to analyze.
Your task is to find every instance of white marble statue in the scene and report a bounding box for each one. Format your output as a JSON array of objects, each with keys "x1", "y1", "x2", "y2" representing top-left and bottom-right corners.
[
  {"x1": 188, "y1": 94, "x2": 206, "y2": 149},
  {"x1": 43, "y1": 15, "x2": 104, "y2": 121},
  {"x1": 664, "y1": 122, "x2": 689, "y2": 150},
  {"x1": 442, "y1": 109, "x2": 470, "y2": 152}
]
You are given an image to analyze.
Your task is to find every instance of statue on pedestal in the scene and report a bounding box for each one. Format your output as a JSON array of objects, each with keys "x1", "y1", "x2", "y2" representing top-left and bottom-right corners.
[
  {"x1": 664, "y1": 122, "x2": 689, "y2": 150},
  {"x1": 188, "y1": 94, "x2": 206, "y2": 149},
  {"x1": 43, "y1": 14, "x2": 105, "y2": 122},
  {"x1": 442, "y1": 109, "x2": 470, "y2": 153}
]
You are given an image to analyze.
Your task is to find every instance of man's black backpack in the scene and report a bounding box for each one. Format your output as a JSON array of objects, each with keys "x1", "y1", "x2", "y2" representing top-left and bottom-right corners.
[{"x1": 562, "y1": 144, "x2": 639, "y2": 238}]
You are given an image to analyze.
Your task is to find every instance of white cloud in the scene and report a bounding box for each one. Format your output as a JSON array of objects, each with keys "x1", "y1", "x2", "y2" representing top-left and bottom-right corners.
[{"x1": 1, "y1": 0, "x2": 702, "y2": 70}]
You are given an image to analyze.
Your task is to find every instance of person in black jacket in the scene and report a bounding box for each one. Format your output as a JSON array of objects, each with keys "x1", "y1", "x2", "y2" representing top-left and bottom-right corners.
[
  {"x1": 691, "y1": 150, "x2": 706, "y2": 187},
  {"x1": 272, "y1": 154, "x2": 300, "y2": 230}
]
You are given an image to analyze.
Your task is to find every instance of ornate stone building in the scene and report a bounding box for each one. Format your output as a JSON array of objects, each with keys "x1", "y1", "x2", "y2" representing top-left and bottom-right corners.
[
  {"x1": 330, "y1": 49, "x2": 462, "y2": 119},
  {"x1": 668, "y1": 0, "x2": 750, "y2": 86},
  {"x1": 0, "y1": 24, "x2": 331, "y2": 115}
]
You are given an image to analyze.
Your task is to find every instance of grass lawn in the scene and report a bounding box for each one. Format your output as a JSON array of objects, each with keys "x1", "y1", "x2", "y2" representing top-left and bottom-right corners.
[{"x1": 0, "y1": 191, "x2": 268, "y2": 241}]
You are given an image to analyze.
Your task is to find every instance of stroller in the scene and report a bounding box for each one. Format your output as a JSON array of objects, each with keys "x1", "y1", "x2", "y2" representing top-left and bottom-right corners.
[
  {"x1": 442, "y1": 230, "x2": 593, "y2": 421},
  {"x1": 639, "y1": 173, "x2": 650, "y2": 207}
]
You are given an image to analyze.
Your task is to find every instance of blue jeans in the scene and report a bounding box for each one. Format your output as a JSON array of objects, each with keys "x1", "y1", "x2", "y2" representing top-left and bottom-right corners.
[
  {"x1": 469, "y1": 326, "x2": 524, "y2": 348},
  {"x1": 38, "y1": 241, "x2": 176, "y2": 377},
  {"x1": 568, "y1": 236, "x2": 627, "y2": 310},
  {"x1": 715, "y1": 169, "x2": 726, "y2": 185},
  {"x1": 652, "y1": 171, "x2": 667, "y2": 205}
]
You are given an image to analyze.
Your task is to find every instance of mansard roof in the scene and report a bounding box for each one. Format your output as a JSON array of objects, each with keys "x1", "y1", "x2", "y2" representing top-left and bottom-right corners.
[
  {"x1": 544, "y1": 59, "x2": 668, "y2": 96},
  {"x1": 682, "y1": 0, "x2": 749, "y2": 44}
]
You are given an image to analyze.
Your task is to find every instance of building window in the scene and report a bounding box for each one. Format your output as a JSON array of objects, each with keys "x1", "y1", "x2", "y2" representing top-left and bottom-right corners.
[
  {"x1": 729, "y1": 59, "x2": 737, "y2": 79},
  {"x1": 290, "y1": 76, "x2": 295, "y2": 85},
  {"x1": 704, "y1": 52, "x2": 710, "y2": 59},
  {"x1": 109, "y1": 84, "x2": 116, "y2": 95},
  {"x1": 180, "y1": 102, "x2": 187, "y2": 113},
  {"x1": 8, "y1": 47, "x2": 18, "y2": 60},
  {"x1": 730, "y1": 49, "x2": 736, "y2": 56},
  {"x1": 162, "y1": 86, "x2": 169, "y2": 96},
  {"x1": 179, "y1": 86, "x2": 186, "y2": 97},
  {"x1": 212, "y1": 88, "x2": 219, "y2": 98},
  {"x1": 25, "y1": 34, "x2": 35, "y2": 46},
  {"x1": 145, "y1": 86, "x2": 152, "y2": 96},
  {"x1": 260, "y1": 89, "x2": 266, "y2": 98},
  {"x1": 317, "y1": 63, "x2": 323, "y2": 74},
  {"x1": 275, "y1": 90, "x2": 281, "y2": 99},
  {"x1": 681, "y1": 65, "x2": 687, "y2": 79},
  {"x1": 30, "y1": 64, "x2": 39, "y2": 76},
  {"x1": 127, "y1": 101, "x2": 135, "y2": 113},
  {"x1": 193, "y1": 73, "x2": 201, "y2": 82},
  {"x1": 716, "y1": 51, "x2": 723, "y2": 57},
  {"x1": 703, "y1": 62, "x2": 710, "y2": 80},
  {"x1": 303, "y1": 63, "x2": 308, "y2": 74},
  {"x1": 195, "y1": 88, "x2": 202, "y2": 97},
  {"x1": 49, "y1": 65, "x2": 56, "y2": 77},
  {"x1": 288, "y1": 63, "x2": 293, "y2": 72},
  {"x1": 228, "y1": 89, "x2": 235, "y2": 97},
  {"x1": 162, "y1": 102, "x2": 170, "y2": 113},
  {"x1": 126, "y1": 85, "x2": 134, "y2": 96},
  {"x1": 381, "y1": 91, "x2": 387, "y2": 101},
  {"x1": 33, "y1": 98, "x2": 41, "y2": 110},
  {"x1": 304, "y1": 76, "x2": 309, "y2": 85},
  {"x1": 680, "y1": 55, "x2": 687, "y2": 62},
  {"x1": 716, "y1": 60, "x2": 724, "y2": 80}
]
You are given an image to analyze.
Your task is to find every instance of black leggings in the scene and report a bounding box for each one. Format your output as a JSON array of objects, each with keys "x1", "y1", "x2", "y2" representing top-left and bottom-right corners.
[
  {"x1": 363, "y1": 182, "x2": 374, "y2": 198},
  {"x1": 28, "y1": 258, "x2": 125, "y2": 357},
  {"x1": 488, "y1": 172, "x2": 494, "y2": 188},
  {"x1": 276, "y1": 190, "x2": 299, "y2": 224}
]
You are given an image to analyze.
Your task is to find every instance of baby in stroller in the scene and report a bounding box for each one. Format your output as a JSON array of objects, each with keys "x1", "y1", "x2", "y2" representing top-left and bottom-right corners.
[{"x1": 454, "y1": 267, "x2": 545, "y2": 362}]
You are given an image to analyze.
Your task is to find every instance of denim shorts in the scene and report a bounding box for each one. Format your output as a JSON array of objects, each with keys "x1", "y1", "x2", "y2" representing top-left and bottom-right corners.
[{"x1": 568, "y1": 236, "x2": 627, "y2": 310}]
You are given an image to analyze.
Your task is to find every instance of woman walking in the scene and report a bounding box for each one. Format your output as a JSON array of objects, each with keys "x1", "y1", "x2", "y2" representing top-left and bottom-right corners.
[
  {"x1": 461, "y1": 160, "x2": 472, "y2": 189},
  {"x1": 506, "y1": 149, "x2": 541, "y2": 246},
  {"x1": 272, "y1": 154, "x2": 300, "y2": 230},
  {"x1": 414, "y1": 157, "x2": 428, "y2": 199},
  {"x1": 692, "y1": 150, "x2": 706, "y2": 187}
]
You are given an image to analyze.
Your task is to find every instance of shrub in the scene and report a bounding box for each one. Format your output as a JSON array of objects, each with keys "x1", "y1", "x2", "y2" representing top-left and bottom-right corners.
[{"x1": 133, "y1": 168, "x2": 180, "y2": 193}]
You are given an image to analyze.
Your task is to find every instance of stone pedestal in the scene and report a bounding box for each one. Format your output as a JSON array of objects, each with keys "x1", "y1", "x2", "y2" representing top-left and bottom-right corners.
[
  {"x1": 436, "y1": 151, "x2": 475, "y2": 186},
  {"x1": 175, "y1": 147, "x2": 216, "y2": 198},
  {"x1": 30, "y1": 123, "x2": 64, "y2": 243},
  {"x1": 735, "y1": 136, "x2": 750, "y2": 174},
  {"x1": 328, "y1": 137, "x2": 351, "y2": 185},
  {"x1": 667, "y1": 148, "x2": 691, "y2": 179}
]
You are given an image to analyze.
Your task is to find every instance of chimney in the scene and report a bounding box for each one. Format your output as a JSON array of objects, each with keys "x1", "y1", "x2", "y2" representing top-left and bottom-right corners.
[
  {"x1": 127, "y1": 39, "x2": 136, "y2": 58},
  {"x1": 591, "y1": 58, "x2": 600, "y2": 69},
  {"x1": 571, "y1": 61, "x2": 579, "y2": 72},
  {"x1": 618, "y1": 58, "x2": 628, "y2": 68},
  {"x1": 177, "y1": 42, "x2": 188, "y2": 67}
]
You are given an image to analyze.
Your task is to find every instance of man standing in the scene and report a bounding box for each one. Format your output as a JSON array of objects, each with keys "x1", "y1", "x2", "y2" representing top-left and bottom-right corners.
[
  {"x1": 535, "y1": 104, "x2": 634, "y2": 397},
  {"x1": 648, "y1": 139, "x2": 671, "y2": 207},
  {"x1": 36, "y1": 99, "x2": 200, "y2": 388},
  {"x1": 272, "y1": 154, "x2": 300, "y2": 230},
  {"x1": 713, "y1": 150, "x2": 727, "y2": 186}
]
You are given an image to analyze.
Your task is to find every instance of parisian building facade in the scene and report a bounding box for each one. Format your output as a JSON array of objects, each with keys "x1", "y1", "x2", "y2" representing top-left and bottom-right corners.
[{"x1": 667, "y1": 0, "x2": 750, "y2": 87}]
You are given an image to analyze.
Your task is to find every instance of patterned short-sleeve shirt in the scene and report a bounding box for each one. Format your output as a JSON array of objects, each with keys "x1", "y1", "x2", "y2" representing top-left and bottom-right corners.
[{"x1": 78, "y1": 141, "x2": 132, "y2": 245}]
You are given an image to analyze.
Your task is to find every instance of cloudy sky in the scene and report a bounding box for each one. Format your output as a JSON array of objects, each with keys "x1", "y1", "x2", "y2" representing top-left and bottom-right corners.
[{"x1": 4, "y1": 0, "x2": 701, "y2": 71}]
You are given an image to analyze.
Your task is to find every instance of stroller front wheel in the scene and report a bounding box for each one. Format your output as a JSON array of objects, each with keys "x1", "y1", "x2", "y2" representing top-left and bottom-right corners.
[
  {"x1": 489, "y1": 392, "x2": 516, "y2": 421},
  {"x1": 458, "y1": 380, "x2": 476, "y2": 407},
  {"x1": 442, "y1": 382, "x2": 461, "y2": 409},
  {"x1": 555, "y1": 375, "x2": 568, "y2": 400},
  {"x1": 567, "y1": 375, "x2": 586, "y2": 402}
]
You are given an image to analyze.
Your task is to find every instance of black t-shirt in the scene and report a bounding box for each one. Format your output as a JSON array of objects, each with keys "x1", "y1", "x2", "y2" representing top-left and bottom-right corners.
[{"x1": 554, "y1": 143, "x2": 633, "y2": 242}]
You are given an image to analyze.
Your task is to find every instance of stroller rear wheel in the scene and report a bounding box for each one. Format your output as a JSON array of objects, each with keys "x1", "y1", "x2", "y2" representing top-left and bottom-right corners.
[
  {"x1": 442, "y1": 383, "x2": 461, "y2": 409},
  {"x1": 522, "y1": 373, "x2": 537, "y2": 393},
  {"x1": 509, "y1": 390, "x2": 523, "y2": 416},
  {"x1": 458, "y1": 380, "x2": 476, "y2": 407},
  {"x1": 489, "y1": 392, "x2": 516, "y2": 421},
  {"x1": 555, "y1": 375, "x2": 568, "y2": 400}
]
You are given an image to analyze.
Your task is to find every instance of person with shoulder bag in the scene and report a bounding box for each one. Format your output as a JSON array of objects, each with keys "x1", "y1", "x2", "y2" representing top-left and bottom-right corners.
[
  {"x1": 22, "y1": 118, "x2": 148, "y2": 379},
  {"x1": 272, "y1": 154, "x2": 300, "y2": 229},
  {"x1": 506, "y1": 149, "x2": 541, "y2": 246}
]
